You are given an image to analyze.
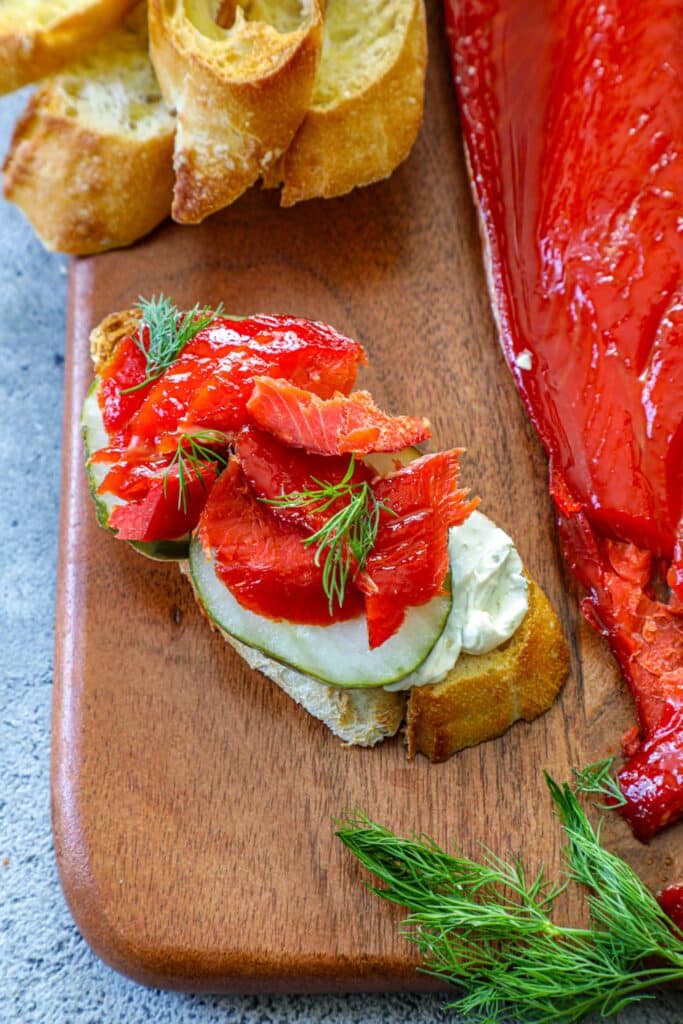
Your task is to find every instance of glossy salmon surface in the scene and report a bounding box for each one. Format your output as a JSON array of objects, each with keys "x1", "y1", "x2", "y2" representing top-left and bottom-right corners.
[
  {"x1": 446, "y1": 0, "x2": 683, "y2": 840},
  {"x1": 92, "y1": 315, "x2": 366, "y2": 540}
]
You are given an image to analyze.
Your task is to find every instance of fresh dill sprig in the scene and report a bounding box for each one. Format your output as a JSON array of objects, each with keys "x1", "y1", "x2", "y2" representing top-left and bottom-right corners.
[
  {"x1": 336, "y1": 772, "x2": 683, "y2": 1024},
  {"x1": 572, "y1": 756, "x2": 627, "y2": 809},
  {"x1": 163, "y1": 429, "x2": 230, "y2": 512},
  {"x1": 122, "y1": 295, "x2": 223, "y2": 394},
  {"x1": 263, "y1": 456, "x2": 393, "y2": 613}
]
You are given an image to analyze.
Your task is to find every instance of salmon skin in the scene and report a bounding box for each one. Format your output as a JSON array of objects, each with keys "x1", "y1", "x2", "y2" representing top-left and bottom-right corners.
[{"x1": 445, "y1": 0, "x2": 683, "y2": 851}]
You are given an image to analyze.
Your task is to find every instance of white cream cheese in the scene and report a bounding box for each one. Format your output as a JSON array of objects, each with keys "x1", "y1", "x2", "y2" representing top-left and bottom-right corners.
[{"x1": 384, "y1": 511, "x2": 529, "y2": 691}]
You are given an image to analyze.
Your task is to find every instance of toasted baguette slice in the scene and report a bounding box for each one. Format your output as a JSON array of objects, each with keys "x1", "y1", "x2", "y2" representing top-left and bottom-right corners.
[
  {"x1": 271, "y1": 0, "x2": 426, "y2": 206},
  {"x1": 88, "y1": 312, "x2": 568, "y2": 754},
  {"x1": 405, "y1": 577, "x2": 570, "y2": 762},
  {"x1": 90, "y1": 307, "x2": 143, "y2": 370},
  {"x1": 186, "y1": 567, "x2": 565, "y2": 751},
  {"x1": 149, "y1": 0, "x2": 323, "y2": 224},
  {"x1": 3, "y1": 6, "x2": 175, "y2": 255},
  {"x1": 220, "y1": 628, "x2": 406, "y2": 747},
  {"x1": 177, "y1": 561, "x2": 406, "y2": 746},
  {"x1": 0, "y1": 0, "x2": 139, "y2": 95}
]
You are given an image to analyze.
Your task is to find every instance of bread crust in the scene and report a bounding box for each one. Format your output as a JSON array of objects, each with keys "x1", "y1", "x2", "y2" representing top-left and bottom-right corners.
[
  {"x1": 89, "y1": 308, "x2": 142, "y2": 371},
  {"x1": 178, "y1": 559, "x2": 405, "y2": 747},
  {"x1": 0, "y1": 0, "x2": 138, "y2": 95},
  {"x1": 405, "y1": 577, "x2": 570, "y2": 762},
  {"x1": 2, "y1": 12, "x2": 175, "y2": 256},
  {"x1": 149, "y1": 0, "x2": 323, "y2": 224},
  {"x1": 3, "y1": 98, "x2": 174, "y2": 254},
  {"x1": 277, "y1": 0, "x2": 426, "y2": 206}
]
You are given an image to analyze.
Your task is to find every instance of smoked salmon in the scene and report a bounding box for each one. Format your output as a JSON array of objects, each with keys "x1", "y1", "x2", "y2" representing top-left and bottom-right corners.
[
  {"x1": 363, "y1": 453, "x2": 479, "y2": 647},
  {"x1": 88, "y1": 300, "x2": 477, "y2": 648},
  {"x1": 198, "y1": 460, "x2": 366, "y2": 625},
  {"x1": 236, "y1": 424, "x2": 373, "y2": 535},
  {"x1": 91, "y1": 312, "x2": 366, "y2": 541},
  {"x1": 199, "y1": 430, "x2": 477, "y2": 649},
  {"x1": 446, "y1": 0, "x2": 683, "y2": 842},
  {"x1": 246, "y1": 377, "x2": 432, "y2": 456}
]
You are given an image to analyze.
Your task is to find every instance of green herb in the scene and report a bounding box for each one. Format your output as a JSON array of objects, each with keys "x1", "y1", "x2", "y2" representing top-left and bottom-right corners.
[
  {"x1": 336, "y1": 772, "x2": 683, "y2": 1024},
  {"x1": 263, "y1": 456, "x2": 393, "y2": 613},
  {"x1": 163, "y1": 429, "x2": 230, "y2": 512},
  {"x1": 572, "y1": 756, "x2": 627, "y2": 809},
  {"x1": 122, "y1": 295, "x2": 223, "y2": 394}
]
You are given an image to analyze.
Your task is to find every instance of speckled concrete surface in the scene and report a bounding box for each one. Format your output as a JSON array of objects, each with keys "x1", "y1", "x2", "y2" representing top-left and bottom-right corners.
[{"x1": 0, "y1": 86, "x2": 682, "y2": 1024}]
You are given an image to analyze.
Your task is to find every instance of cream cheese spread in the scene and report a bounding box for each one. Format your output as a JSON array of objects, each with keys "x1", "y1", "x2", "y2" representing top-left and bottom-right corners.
[{"x1": 384, "y1": 511, "x2": 529, "y2": 691}]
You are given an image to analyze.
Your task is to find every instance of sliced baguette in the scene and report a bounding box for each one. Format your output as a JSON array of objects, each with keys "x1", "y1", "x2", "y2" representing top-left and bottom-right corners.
[
  {"x1": 270, "y1": 0, "x2": 426, "y2": 205},
  {"x1": 230, "y1": 632, "x2": 406, "y2": 746},
  {"x1": 149, "y1": 0, "x2": 323, "y2": 224},
  {"x1": 0, "y1": 0, "x2": 139, "y2": 95},
  {"x1": 89, "y1": 307, "x2": 143, "y2": 370},
  {"x1": 405, "y1": 576, "x2": 570, "y2": 762},
  {"x1": 182, "y1": 565, "x2": 406, "y2": 746},
  {"x1": 3, "y1": 5, "x2": 175, "y2": 255}
]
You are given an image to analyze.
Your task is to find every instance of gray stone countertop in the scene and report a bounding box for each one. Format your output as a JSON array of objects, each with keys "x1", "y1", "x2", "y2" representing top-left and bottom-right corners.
[{"x1": 0, "y1": 88, "x2": 682, "y2": 1024}]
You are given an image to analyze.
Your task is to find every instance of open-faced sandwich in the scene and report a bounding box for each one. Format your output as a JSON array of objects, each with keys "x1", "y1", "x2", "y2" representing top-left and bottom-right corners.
[{"x1": 83, "y1": 298, "x2": 569, "y2": 758}]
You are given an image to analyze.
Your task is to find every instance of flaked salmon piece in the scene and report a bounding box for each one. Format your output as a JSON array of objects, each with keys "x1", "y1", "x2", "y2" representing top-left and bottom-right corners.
[
  {"x1": 236, "y1": 432, "x2": 477, "y2": 648},
  {"x1": 362, "y1": 451, "x2": 479, "y2": 648},
  {"x1": 372, "y1": 450, "x2": 477, "y2": 527},
  {"x1": 95, "y1": 315, "x2": 366, "y2": 538},
  {"x1": 109, "y1": 463, "x2": 219, "y2": 541},
  {"x1": 117, "y1": 316, "x2": 366, "y2": 452},
  {"x1": 236, "y1": 425, "x2": 372, "y2": 534},
  {"x1": 246, "y1": 377, "x2": 431, "y2": 455},
  {"x1": 197, "y1": 460, "x2": 365, "y2": 626}
]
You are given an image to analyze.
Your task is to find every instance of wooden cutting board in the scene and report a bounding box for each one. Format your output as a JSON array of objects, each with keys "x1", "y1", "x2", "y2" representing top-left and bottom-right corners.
[{"x1": 51, "y1": 1, "x2": 682, "y2": 992}]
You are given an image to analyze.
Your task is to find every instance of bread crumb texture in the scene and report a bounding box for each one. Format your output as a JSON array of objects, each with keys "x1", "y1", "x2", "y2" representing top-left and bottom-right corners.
[
  {"x1": 279, "y1": 0, "x2": 427, "y2": 204},
  {"x1": 0, "y1": 0, "x2": 139, "y2": 94},
  {"x1": 3, "y1": 6, "x2": 176, "y2": 253}
]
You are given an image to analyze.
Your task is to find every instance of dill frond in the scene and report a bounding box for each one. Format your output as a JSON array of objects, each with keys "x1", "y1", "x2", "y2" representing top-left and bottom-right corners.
[
  {"x1": 162, "y1": 429, "x2": 230, "y2": 512},
  {"x1": 122, "y1": 294, "x2": 224, "y2": 394},
  {"x1": 337, "y1": 773, "x2": 683, "y2": 1024},
  {"x1": 572, "y1": 757, "x2": 627, "y2": 809},
  {"x1": 263, "y1": 455, "x2": 393, "y2": 613}
]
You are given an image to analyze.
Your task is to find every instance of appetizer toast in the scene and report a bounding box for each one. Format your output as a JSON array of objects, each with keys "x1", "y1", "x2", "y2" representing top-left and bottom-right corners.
[{"x1": 83, "y1": 301, "x2": 568, "y2": 757}]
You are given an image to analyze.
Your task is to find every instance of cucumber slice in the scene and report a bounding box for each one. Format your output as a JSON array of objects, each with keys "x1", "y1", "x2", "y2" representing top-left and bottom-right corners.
[
  {"x1": 81, "y1": 380, "x2": 119, "y2": 531},
  {"x1": 128, "y1": 538, "x2": 190, "y2": 560},
  {"x1": 189, "y1": 538, "x2": 452, "y2": 688},
  {"x1": 81, "y1": 380, "x2": 189, "y2": 560}
]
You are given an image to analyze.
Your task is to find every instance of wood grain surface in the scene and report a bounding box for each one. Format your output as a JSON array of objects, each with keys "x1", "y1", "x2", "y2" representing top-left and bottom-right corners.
[{"x1": 52, "y1": 0, "x2": 682, "y2": 992}]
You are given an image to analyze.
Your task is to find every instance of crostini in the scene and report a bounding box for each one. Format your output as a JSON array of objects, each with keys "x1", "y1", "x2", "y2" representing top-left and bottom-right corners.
[
  {"x1": 148, "y1": 0, "x2": 323, "y2": 223},
  {"x1": 83, "y1": 298, "x2": 569, "y2": 755},
  {"x1": 273, "y1": 0, "x2": 427, "y2": 205}
]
